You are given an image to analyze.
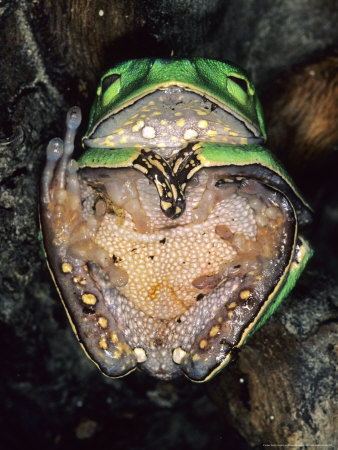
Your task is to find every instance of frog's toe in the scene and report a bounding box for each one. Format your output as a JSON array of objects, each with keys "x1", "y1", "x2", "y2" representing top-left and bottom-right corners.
[{"x1": 41, "y1": 137, "x2": 64, "y2": 204}]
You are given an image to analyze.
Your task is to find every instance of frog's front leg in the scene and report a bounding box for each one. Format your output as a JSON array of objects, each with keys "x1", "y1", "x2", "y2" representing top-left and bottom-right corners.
[{"x1": 40, "y1": 107, "x2": 137, "y2": 377}]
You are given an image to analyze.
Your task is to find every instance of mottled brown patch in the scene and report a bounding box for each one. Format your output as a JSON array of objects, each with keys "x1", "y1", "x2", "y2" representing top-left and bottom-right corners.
[{"x1": 215, "y1": 224, "x2": 233, "y2": 241}]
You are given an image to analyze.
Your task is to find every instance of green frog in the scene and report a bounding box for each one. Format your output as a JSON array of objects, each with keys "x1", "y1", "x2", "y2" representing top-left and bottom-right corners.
[{"x1": 40, "y1": 58, "x2": 312, "y2": 382}]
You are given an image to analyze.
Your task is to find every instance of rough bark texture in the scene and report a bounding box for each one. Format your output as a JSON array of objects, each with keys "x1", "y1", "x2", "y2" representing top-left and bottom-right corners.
[
  {"x1": 208, "y1": 270, "x2": 337, "y2": 447},
  {"x1": 0, "y1": 1, "x2": 337, "y2": 449}
]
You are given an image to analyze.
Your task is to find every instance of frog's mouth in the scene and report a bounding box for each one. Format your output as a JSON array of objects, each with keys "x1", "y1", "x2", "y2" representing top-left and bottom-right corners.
[
  {"x1": 83, "y1": 86, "x2": 263, "y2": 158},
  {"x1": 66, "y1": 160, "x2": 296, "y2": 381}
]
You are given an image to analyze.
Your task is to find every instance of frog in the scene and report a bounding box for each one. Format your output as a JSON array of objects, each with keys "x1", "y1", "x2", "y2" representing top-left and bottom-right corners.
[{"x1": 40, "y1": 58, "x2": 313, "y2": 382}]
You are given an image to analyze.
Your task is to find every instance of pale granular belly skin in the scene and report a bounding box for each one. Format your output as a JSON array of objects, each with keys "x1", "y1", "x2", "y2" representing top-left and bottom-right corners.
[{"x1": 94, "y1": 193, "x2": 256, "y2": 320}]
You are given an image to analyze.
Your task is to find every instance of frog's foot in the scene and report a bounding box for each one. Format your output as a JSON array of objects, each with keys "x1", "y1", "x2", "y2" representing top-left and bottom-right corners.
[{"x1": 40, "y1": 107, "x2": 136, "y2": 376}]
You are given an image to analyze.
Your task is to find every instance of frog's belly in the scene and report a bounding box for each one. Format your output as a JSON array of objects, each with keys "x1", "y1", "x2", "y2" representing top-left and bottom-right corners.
[
  {"x1": 94, "y1": 203, "x2": 243, "y2": 319},
  {"x1": 72, "y1": 165, "x2": 293, "y2": 379},
  {"x1": 89, "y1": 166, "x2": 266, "y2": 322}
]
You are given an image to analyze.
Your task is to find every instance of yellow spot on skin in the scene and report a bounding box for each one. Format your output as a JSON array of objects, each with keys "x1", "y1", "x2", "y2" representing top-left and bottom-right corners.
[
  {"x1": 176, "y1": 118, "x2": 185, "y2": 127},
  {"x1": 115, "y1": 129, "x2": 124, "y2": 135},
  {"x1": 149, "y1": 159, "x2": 166, "y2": 172},
  {"x1": 99, "y1": 337, "x2": 108, "y2": 350},
  {"x1": 103, "y1": 137, "x2": 115, "y2": 146},
  {"x1": 123, "y1": 121, "x2": 133, "y2": 125},
  {"x1": 111, "y1": 333, "x2": 119, "y2": 344},
  {"x1": 161, "y1": 120, "x2": 168, "y2": 125},
  {"x1": 194, "y1": 109, "x2": 207, "y2": 116},
  {"x1": 151, "y1": 111, "x2": 161, "y2": 116},
  {"x1": 81, "y1": 293, "x2": 97, "y2": 305},
  {"x1": 228, "y1": 311, "x2": 234, "y2": 319},
  {"x1": 62, "y1": 262, "x2": 73, "y2": 273},
  {"x1": 119, "y1": 136, "x2": 128, "y2": 144},
  {"x1": 142, "y1": 126, "x2": 156, "y2": 139},
  {"x1": 240, "y1": 137, "x2": 248, "y2": 144},
  {"x1": 206, "y1": 130, "x2": 217, "y2": 136},
  {"x1": 222, "y1": 137, "x2": 228, "y2": 142},
  {"x1": 174, "y1": 112, "x2": 182, "y2": 116},
  {"x1": 229, "y1": 131, "x2": 238, "y2": 136},
  {"x1": 192, "y1": 143, "x2": 202, "y2": 151},
  {"x1": 134, "y1": 347, "x2": 147, "y2": 363},
  {"x1": 170, "y1": 136, "x2": 178, "y2": 141},
  {"x1": 155, "y1": 182, "x2": 163, "y2": 197},
  {"x1": 171, "y1": 184, "x2": 178, "y2": 200},
  {"x1": 173, "y1": 157, "x2": 183, "y2": 173},
  {"x1": 148, "y1": 101, "x2": 155, "y2": 106},
  {"x1": 98, "y1": 316, "x2": 108, "y2": 328},
  {"x1": 240, "y1": 290, "x2": 251, "y2": 300},
  {"x1": 158, "y1": 142, "x2": 166, "y2": 148},
  {"x1": 198, "y1": 120, "x2": 208, "y2": 129},
  {"x1": 132, "y1": 120, "x2": 144, "y2": 132},
  {"x1": 172, "y1": 347, "x2": 187, "y2": 364},
  {"x1": 192, "y1": 353, "x2": 201, "y2": 361},
  {"x1": 183, "y1": 129, "x2": 198, "y2": 140},
  {"x1": 113, "y1": 342, "x2": 123, "y2": 358},
  {"x1": 209, "y1": 325, "x2": 220, "y2": 337},
  {"x1": 187, "y1": 165, "x2": 201, "y2": 180},
  {"x1": 228, "y1": 301, "x2": 237, "y2": 309},
  {"x1": 133, "y1": 164, "x2": 148, "y2": 174},
  {"x1": 73, "y1": 276, "x2": 81, "y2": 283},
  {"x1": 218, "y1": 317, "x2": 223, "y2": 323},
  {"x1": 199, "y1": 339, "x2": 208, "y2": 349},
  {"x1": 161, "y1": 200, "x2": 172, "y2": 210}
]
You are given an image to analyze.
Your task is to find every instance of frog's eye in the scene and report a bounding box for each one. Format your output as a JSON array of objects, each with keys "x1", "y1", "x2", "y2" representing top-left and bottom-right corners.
[
  {"x1": 227, "y1": 75, "x2": 251, "y2": 103},
  {"x1": 227, "y1": 75, "x2": 249, "y2": 94},
  {"x1": 102, "y1": 73, "x2": 121, "y2": 94}
]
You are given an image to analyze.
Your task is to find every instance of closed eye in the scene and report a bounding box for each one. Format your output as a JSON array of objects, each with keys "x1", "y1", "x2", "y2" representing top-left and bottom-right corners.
[
  {"x1": 227, "y1": 75, "x2": 249, "y2": 95},
  {"x1": 102, "y1": 74, "x2": 121, "y2": 94}
]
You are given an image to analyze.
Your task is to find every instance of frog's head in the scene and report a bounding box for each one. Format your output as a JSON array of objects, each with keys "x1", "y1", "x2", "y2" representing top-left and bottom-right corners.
[{"x1": 82, "y1": 58, "x2": 266, "y2": 158}]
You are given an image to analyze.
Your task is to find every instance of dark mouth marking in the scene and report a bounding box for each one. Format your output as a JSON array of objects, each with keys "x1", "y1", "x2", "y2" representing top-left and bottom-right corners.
[{"x1": 132, "y1": 143, "x2": 203, "y2": 219}]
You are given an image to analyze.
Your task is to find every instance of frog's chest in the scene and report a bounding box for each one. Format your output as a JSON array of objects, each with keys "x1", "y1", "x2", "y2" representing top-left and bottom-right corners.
[{"x1": 84, "y1": 86, "x2": 257, "y2": 158}]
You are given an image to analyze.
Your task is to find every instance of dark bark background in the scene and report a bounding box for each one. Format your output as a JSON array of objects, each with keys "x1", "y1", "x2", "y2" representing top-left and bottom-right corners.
[{"x1": 0, "y1": 1, "x2": 337, "y2": 449}]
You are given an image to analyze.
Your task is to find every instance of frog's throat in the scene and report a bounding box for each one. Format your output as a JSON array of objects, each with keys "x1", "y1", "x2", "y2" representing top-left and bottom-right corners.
[{"x1": 133, "y1": 143, "x2": 204, "y2": 219}]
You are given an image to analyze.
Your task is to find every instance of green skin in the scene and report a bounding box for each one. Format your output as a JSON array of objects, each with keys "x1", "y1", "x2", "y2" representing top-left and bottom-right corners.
[
  {"x1": 84, "y1": 58, "x2": 266, "y2": 143},
  {"x1": 42, "y1": 58, "x2": 313, "y2": 381}
]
